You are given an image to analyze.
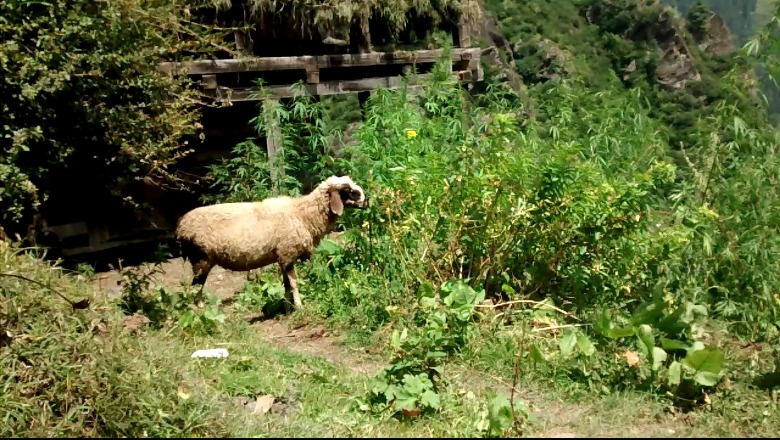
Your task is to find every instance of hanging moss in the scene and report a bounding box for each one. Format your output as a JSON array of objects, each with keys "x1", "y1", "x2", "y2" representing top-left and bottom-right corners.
[{"x1": 202, "y1": 0, "x2": 478, "y2": 38}]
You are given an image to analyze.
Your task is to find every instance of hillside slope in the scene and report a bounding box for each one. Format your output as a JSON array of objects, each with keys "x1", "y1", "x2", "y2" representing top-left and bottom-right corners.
[{"x1": 479, "y1": 0, "x2": 766, "y2": 146}]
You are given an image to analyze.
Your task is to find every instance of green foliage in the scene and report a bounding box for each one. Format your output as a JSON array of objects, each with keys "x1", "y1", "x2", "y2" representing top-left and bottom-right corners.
[
  {"x1": 481, "y1": 388, "x2": 534, "y2": 438},
  {"x1": 539, "y1": 290, "x2": 725, "y2": 405},
  {"x1": 366, "y1": 280, "x2": 484, "y2": 417},
  {"x1": 177, "y1": 296, "x2": 228, "y2": 336},
  {"x1": 233, "y1": 272, "x2": 287, "y2": 314},
  {"x1": 686, "y1": 0, "x2": 712, "y2": 39},
  {"x1": 0, "y1": 0, "x2": 223, "y2": 233},
  {"x1": 115, "y1": 247, "x2": 227, "y2": 336},
  {"x1": 203, "y1": 83, "x2": 342, "y2": 202}
]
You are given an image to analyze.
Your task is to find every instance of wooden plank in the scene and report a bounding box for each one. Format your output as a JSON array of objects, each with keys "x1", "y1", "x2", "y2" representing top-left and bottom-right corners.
[
  {"x1": 61, "y1": 232, "x2": 174, "y2": 257},
  {"x1": 158, "y1": 48, "x2": 483, "y2": 75},
  {"x1": 201, "y1": 70, "x2": 478, "y2": 102},
  {"x1": 47, "y1": 222, "x2": 89, "y2": 239}
]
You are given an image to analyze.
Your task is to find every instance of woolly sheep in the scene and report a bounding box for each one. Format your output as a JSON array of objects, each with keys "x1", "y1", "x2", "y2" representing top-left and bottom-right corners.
[{"x1": 174, "y1": 175, "x2": 369, "y2": 312}]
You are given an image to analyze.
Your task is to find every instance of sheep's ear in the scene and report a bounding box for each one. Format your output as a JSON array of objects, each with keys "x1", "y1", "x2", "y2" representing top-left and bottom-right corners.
[{"x1": 329, "y1": 189, "x2": 344, "y2": 216}]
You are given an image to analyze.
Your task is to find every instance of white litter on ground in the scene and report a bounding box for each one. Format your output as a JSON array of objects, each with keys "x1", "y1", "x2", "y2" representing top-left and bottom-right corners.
[{"x1": 191, "y1": 348, "x2": 229, "y2": 359}]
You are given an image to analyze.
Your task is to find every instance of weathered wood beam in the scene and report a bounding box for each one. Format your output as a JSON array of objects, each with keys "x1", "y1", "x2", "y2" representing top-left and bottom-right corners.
[
  {"x1": 202, "y1": 69, "x2": 479, "y2": 103},
  {"x1": 158, "y1": 48, "x2": 483, "y2": 76}
]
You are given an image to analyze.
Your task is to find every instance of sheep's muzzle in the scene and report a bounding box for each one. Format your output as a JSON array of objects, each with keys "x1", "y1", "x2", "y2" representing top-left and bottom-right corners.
[{"x1": 343, "y1": 189, "x2": 368, "y2": 209}]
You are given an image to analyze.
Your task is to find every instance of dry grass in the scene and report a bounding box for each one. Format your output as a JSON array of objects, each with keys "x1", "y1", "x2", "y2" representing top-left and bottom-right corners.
[{"x1": 207, "y1": 0, "x2": 480, "y2": 33}]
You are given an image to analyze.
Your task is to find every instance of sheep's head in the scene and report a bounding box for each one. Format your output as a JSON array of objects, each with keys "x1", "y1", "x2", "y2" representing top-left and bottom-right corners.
[{"x1": 321, "y1": 175, "x2": 368, "y2": 216}]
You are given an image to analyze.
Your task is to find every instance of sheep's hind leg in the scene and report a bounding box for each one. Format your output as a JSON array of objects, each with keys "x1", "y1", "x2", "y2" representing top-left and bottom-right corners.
[
  {"x1": 190, "y1": 259, "x2": 214, "y2": 304},
  {"x1": 280, "y1": 263, "x2": 302, "y2": 314}
]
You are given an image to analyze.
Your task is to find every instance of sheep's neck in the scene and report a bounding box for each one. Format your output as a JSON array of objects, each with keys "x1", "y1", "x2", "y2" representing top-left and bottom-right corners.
[{"x1": 294, "y1": 190, "x2": 335, "y2": 242}]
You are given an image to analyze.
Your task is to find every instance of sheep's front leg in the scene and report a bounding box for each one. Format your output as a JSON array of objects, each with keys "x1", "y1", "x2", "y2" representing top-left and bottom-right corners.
[
  {"x1": 280, "y1": 263, "x2": 302, "y2": 313},
  {"x1": 191, "y1": 259, "x2": 214, "y2": 304}
]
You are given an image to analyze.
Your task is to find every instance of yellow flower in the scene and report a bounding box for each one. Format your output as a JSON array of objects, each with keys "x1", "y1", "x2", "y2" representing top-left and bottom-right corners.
[{"x1": 406, "y1": 129, "x2": 418, "y2": 139}]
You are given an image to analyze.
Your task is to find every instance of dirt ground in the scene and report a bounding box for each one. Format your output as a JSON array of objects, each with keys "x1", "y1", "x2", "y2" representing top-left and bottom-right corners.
[
  {"x1": 93, "y1": 257, "x2": 249, "y2": 302},
  {"x1": 92, "y1": 257, "x2": 383, "y2": 375}
]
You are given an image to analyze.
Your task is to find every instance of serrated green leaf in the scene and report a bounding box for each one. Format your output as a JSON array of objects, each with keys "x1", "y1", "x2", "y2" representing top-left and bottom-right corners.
[
  {"x1": 316, "y1": 238, "x2": 343, "y2": 256},
  {"x1": 635, "y1": 324, "x2": 655, "y2": 357},
  {"x1": 530, "y1": 343, "x2": 547, "y2": 363},
  {"x1": 693, "y1": 370, "x2": 721, "y2": 387},
  {"x1": 576, "y1": 332, "x2": 597, "y2": 357},
  {"x1": 394, "y1": 394, "x2": 418, "y2": 411},
  {"x1": 668, "y1": 361, "x2": 682, "y2": 386},
  {"x1": 606, "y1": 325, "x2": 635, "y2": 339},
  {"x1": 660, "y1": 337, "x2": 689, "y2": 352},
  {"x1": 595, "y1": 307, "x2": 613, "y2": 336},
  {"x1": 683, "y1": 347, "x2": 724, "y2": 375},
  {"x1": 559, "y1": 328, "x2": 577, "y2": 358},
  {"x1": 652, "y1": 347, "x2": 668, "y2": 371},
  {"x1": 630, "y1": 300, "x2": 665, "y2": 326},
  {"x1": 420, "y1": 390, "x2": 441, "y2": 409}
]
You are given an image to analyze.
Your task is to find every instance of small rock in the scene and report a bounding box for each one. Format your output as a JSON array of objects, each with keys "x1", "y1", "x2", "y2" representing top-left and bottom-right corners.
[
  {"x1": 253, "y1": 394, "x2": 275, "y2": 414},
  {"x1": 122, "y1": 314, "x2": 150, "y2": 334}
]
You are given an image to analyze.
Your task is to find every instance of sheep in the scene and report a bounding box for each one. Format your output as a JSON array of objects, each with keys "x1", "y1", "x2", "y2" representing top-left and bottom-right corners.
[{"x1": 174, "y1": 175, "x2": 369, "y2": 312}]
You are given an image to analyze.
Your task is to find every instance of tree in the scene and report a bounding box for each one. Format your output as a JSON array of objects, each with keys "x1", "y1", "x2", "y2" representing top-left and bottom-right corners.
[
  {"x1": 687, "y1": 0, "x2": 711, "y2": 40},
  {"x1": 0, "y1": 0, "x2": 225, "y2": 236}
]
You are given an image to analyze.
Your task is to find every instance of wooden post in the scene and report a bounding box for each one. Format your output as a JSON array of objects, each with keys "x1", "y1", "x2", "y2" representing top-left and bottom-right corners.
[
  {"x1": 350, "y1": 14, "x2": 373, "y2": 54},
  {"x1": 359, "y1": 15, "x2": 372, "y2": 53},
  {"x1": 264, "y1": 99, "x2": 284, "y2": 194},
  {"x1": 234, "y1": 30, "x2": 254, "y2": 56},
  {"x1": 202, "y1": 74, "x2": 218, "y2": 92},
  {"x1": 454, "y1": 17, "x2": 471, "y2": 48}
]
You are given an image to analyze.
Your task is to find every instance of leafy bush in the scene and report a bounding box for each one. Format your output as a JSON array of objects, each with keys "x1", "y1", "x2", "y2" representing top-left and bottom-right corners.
[
  {"x1": 366, "y1": 280, "x2": 484, "y2": 417},
  {"x1": 0, "y1": 0, "x2": 222, "y2": 234}
]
